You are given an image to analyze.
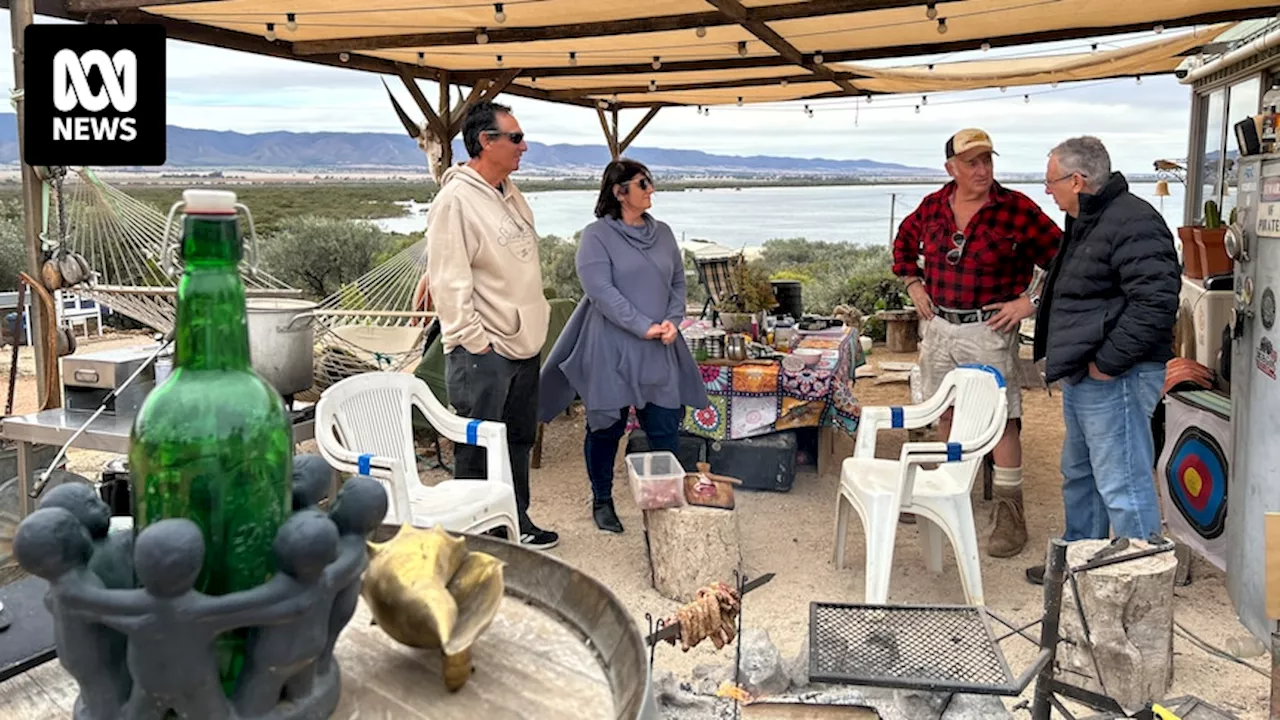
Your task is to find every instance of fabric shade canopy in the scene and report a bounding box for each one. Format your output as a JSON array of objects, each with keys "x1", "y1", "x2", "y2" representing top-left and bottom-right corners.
[{"x1": 36, "y1": 0, "x2": 1279, "y2": 108}]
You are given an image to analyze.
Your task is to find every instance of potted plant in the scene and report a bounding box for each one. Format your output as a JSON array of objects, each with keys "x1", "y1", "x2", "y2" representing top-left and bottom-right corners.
[
  {"x1": 716, "y1": 259, "x2": 776, "y2": 334},
  {"x1": 1192, "y1": 200, "x2": 1232, "y2": 278}
]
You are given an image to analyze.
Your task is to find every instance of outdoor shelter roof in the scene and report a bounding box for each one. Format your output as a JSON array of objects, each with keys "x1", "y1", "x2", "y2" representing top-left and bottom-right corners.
[{"x1": 33, "y1": 0, "x2": 1280, "y2": 108}]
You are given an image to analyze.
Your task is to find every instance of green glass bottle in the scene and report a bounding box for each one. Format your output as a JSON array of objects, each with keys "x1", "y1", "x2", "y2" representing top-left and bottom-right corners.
[{"x1": 129, "y1": 189, "x2": 292, "y2": 691}]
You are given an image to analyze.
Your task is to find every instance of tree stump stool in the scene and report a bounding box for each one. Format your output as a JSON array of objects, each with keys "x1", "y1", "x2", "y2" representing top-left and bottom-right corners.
[
  {"x1": 644, "y1": 505, "x2": 741, "y2": 603},
  {"x1": 1056, "y1": 539, "x2": 1177, "y2": 712},
  {"x1": 876, "y1": 309, "x2": 919, "y2": 353}
]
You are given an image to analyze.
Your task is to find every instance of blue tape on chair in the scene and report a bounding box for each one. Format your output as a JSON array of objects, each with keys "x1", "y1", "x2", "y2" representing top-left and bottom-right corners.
[
  {"x1": 890, "y1": 407, "x2": 905, "y2": 428},
  {"x1": 958, "y1": 363, "x2": 1006, "y2": 388},
  {"x1": 946, "y1": 442, "x2": 962, "y2": 462},
  {"x1": 466, "y1": 419, "x2": 481, "y2": 446},
  {"x1": 358, "y1": 453, "x2": 372, "y2": 475}
]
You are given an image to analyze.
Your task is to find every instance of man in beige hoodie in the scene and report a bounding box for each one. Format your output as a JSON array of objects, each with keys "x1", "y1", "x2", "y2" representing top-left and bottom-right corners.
[{"x1": 426, "y1": 101, "x2": 556, "y2": 549}]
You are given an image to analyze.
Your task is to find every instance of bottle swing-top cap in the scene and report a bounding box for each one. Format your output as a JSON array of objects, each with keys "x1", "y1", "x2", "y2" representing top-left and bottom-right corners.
[{"x1": 182, "y1": 189, "x2": 237, "y2": 215}]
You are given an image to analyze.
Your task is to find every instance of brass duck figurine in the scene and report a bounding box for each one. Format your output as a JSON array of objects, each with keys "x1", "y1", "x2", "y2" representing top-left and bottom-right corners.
[{"x1": 362, "y1": 525, "x2": 506, "y2": 691}]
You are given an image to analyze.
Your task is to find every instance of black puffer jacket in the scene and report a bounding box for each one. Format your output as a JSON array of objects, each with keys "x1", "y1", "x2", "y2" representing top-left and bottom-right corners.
[{"x1": 1033, "y1": 172, "x2": 1180, "y2": 384}]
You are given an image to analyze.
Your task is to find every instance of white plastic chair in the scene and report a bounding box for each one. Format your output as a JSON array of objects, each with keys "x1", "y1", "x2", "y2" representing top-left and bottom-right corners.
[
  {"x1": 315, "y1": 372, "x2": 519, "y2": 540},
  {"x1": 834, "y1": 364, "x2": 1008, "y2": 605}
]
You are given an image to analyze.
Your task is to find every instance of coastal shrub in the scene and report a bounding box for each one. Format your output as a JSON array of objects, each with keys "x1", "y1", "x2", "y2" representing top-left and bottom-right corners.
[{"x1": 259, "y1": 216, "x2": 394, "y2": 299}]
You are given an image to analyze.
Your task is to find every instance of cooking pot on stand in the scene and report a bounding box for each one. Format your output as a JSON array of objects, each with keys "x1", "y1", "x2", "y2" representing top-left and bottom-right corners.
[{"x1": 246, "y1": 297, "x2": 317, "y2": 404}]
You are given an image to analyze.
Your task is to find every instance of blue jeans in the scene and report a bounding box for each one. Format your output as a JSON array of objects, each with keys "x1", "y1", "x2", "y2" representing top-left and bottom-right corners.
[
  {"x1": 584, "y1": 405, "x2": 684, "y2": 501},
  {"x1": 1060, "y1": 362, "x2": 1166, "y2": 541}
]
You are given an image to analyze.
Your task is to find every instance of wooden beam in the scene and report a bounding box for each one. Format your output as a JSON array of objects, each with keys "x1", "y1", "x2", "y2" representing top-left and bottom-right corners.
[
  {"x1": 596, "y1": 106, "x2": 618, "y2": 159},
  {"x1": 478, "y1": 68, "x2": 522, "y2": 103},
  {"x1": 706, "y1": 0, "x2": 859, "y2": 93},
  {"x1": 397, "y1": 70, "x2": 444, "y2": 138},
  {"x1": 450, "y1": 6, "x2": 1273, "y2": 80},
  {"x1": 545, "y1": 72, "x2": 858, "y2": 99},
  {"x1": 618, "y1": 107, "x2": 661, "y2": 155},
  {"x1": 290, "y1": 0, "x2": 949, "y2": 56},
  {"x1": 438, "y1": 71, "x2": 454, "y2": 167},
  {"x1": 66, "y1": 0, "x2": 212, "y2": 10}
]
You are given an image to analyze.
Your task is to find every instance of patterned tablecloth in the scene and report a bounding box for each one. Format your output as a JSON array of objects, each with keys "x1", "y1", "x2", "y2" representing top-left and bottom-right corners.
[{"x1": 678, "y1": 321, "x2": 864, "y2": 441}]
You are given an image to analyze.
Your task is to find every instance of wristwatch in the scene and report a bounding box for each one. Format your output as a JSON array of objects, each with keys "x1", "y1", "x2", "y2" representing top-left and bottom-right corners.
[{"x1": 1029, "y1": 294, "x2": 1042, "y2": 308}]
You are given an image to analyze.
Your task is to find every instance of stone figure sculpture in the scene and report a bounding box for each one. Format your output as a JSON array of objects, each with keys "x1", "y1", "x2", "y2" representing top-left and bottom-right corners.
[
  {"x1": 13, "y1": 469, "x2": 387, "y2": 720},
  {"x1": 12, "y1": 507, "x2": 131, "y2": 720},
  {"x1": 292, "y1": 454, "x2": 335, "y2": 511}
]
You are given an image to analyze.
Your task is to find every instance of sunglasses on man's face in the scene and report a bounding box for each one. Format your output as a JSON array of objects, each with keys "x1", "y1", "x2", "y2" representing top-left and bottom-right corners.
[{"x1": 484, "y1": 130, "x2": 525, "y2": 145}]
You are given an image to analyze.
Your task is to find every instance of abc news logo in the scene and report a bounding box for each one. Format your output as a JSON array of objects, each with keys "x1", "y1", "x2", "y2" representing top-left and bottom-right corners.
[{"x1": 25, "y1": 25, "x2": 165, "y2": 166}]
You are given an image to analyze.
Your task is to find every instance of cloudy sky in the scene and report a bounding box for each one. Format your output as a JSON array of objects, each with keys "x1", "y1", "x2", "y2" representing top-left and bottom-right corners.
[{"x1": 3, "y1": 10, "x2": 1196, "y2": 174}]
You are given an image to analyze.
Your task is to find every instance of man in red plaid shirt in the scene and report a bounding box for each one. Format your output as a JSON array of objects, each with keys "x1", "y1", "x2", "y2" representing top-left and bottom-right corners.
[{"x1": 893, "y1": 128, "x2": 1062, "y2": 557}]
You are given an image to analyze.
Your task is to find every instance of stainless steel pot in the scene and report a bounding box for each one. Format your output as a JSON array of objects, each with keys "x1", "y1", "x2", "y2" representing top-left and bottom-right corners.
[{"x1": 246, "y1": 297, "x2": 316, "y2": 397}]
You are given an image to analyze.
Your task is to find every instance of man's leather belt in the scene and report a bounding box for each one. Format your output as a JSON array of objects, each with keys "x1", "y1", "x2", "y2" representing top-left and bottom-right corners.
[{"x1": 936, "y1": 307, "x2": 998, "y2": 325}]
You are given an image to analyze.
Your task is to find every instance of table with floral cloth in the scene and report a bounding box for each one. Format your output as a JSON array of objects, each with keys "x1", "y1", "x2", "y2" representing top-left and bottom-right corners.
[{"x1": 677, "y1": 320, "x2": 865, "y2": 441}]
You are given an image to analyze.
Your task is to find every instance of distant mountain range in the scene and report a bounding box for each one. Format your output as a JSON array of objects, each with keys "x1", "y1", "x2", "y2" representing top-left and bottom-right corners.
[{"x1": 0, "y1": 114, "x2": 940, "y2": 177}]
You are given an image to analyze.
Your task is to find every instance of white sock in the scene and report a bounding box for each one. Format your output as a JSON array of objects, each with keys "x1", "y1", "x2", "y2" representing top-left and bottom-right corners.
[{"x1": 993, "y1": 465, "x2": 1023, "y2": 490}]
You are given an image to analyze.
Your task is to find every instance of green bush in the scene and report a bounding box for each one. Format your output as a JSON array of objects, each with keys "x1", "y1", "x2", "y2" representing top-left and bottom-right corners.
[{"x1": 259, "y1": 216, "x2": 394, "y2": 299}]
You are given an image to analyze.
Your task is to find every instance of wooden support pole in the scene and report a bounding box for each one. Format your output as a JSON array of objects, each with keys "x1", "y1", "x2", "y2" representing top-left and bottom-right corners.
[
  {"x1": 8, "y1": 0, "x2": 54, "y2": 409},
  {"x1": 596, "y1": 107, "x2": 619, "y2": 159},
  {"x1": 619, "y1": 107, "x2": 661, "y2": 155},
  {"x1": 396, "y1": 70, "x2": 444, "y2": 139},
  {"x1": 438, "y1": 71, "x2": 454, "y2": 169}
]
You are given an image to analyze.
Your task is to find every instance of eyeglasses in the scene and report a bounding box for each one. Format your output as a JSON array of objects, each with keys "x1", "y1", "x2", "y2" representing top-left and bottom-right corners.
[
  {"x1": 484, "y1": 130, "x2": 525, "y2": 145},
  {"x1": 946, "y1": 231, "x2": 966, "y2": 265},
  {"x1": 1044, "y1": 172, "x2": 1084, "y2": 188},
  {"x1": 622, "y1": 176, "x2": 655, "y2": 191}
]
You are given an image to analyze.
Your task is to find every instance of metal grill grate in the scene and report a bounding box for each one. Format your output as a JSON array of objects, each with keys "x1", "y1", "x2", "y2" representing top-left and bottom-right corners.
[{"x1": 809, "y1": 603, "x2": 1018, "y2": 694}]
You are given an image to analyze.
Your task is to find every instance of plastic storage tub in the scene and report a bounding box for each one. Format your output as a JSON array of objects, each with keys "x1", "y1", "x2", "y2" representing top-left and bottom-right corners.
[{"x1": 625, "y1": 451, "x2": 686, "y2": 510}]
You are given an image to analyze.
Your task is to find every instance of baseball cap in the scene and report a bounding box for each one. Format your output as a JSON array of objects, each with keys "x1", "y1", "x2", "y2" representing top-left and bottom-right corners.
[{"x1": 945, "y1": 128, "x2": 998, "y2": 159}]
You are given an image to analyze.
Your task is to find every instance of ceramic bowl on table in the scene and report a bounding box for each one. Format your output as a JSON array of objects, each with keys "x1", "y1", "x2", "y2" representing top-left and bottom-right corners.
[{"x1": 791, "y1": 348, "x2": 824, "y2": 366}]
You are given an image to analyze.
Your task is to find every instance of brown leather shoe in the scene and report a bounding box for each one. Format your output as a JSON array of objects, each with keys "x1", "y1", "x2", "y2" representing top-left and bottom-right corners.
[{"x1": 987, "y1": 486, "x2": 1028, "y2": 558}]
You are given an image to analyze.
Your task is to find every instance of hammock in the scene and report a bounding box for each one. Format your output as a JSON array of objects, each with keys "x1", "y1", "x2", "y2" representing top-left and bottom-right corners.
[
  {"x1": 45, "y1": 167, "x2": 434, "y2": 398},
  {"x1": 47, "y1": 166, "x2": 301, "y2": 332}
]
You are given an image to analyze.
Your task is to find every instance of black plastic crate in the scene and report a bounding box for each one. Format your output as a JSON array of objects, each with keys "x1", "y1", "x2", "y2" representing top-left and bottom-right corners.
[{"x1": 707, "y1": 431, "x2": 798, "y2": 492}]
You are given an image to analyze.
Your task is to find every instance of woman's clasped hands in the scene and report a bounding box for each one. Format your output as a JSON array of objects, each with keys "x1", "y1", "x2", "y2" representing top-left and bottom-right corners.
[{"x1": 645, "y1": 320, "x2": 679, "y2": 345}]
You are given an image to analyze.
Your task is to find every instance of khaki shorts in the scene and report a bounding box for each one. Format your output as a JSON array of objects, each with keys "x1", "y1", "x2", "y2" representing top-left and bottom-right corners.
[{"x1": 918, "y1": 315, "x2": 1022, "y2": 419}]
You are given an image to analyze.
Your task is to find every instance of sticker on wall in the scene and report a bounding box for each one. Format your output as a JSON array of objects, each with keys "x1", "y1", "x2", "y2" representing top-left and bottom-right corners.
[
  {"x1": 1263, "y1": 287, "x2": 1276, "y2": 330},
  {"x1": 1164, "y1": 426, "x2": 1229, "y2": 540},
  {"x1": 1257, "y1": 336, "x2": 1277, "y2": 380}
]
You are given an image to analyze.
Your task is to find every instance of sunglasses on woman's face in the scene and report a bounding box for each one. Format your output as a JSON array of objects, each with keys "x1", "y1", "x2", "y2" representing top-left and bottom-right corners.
[
  {"x1": 623, "y1": 176, "x2": 655, "y2": 192},
  {"x1": 946, "y1": 231, "x2": 966, "y2": 265}
]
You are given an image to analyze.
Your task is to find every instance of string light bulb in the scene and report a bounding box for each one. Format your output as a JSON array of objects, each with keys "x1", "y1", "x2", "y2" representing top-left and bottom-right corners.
[
  {"x1": 339, "y1": 52, "x2": 350, "y2": 62},
  {"x1": 696, "y1": 105, "x2": 703, "y2": 114},
  {"x1": 1154, "y1": 23, "x2": 1164, "y2": 34},
  {"x1": 921, "y1": 95, "x2": 928, "y2": 105},
  {"x1": 568, "y1": 51, "x2": 577, "y2": 66},
  {"x1": 738, "y1": 41, "x2": 748, "y2": 57},
  {"x1": 865, "y1": 95, "x2": 873, "y2": 104},
  {"x1": 703, "y1": 107, "x2": 710, "y2": 116},
  {"x1": 999, "y1": 85, "x2": 1007, "y2": 92},
  {"x1": 652, "y1": 56, "x2": 662, "y2": 70},
  {"x1": 1135, "y1": 75, "x2": 1142, "y2": 85},
  {"x1": 736, "y1": 96, "x2": 743, "y2": 106},
  {"x1": 981, "y1": 41, "x2": 991, "y2": 52},
  {"x1": 696, "y1": 26, "x2": 707, "y2": 38},
  {"x1": 496, "y1": 54, "x2": 503, "y2": 66},
  {"x1": 285, "y1": 13, "x2": 297, "y2": 31},
  {"x1": 417, "y1": 51, "x2": 425, "y2": 66},
  {"x1": 264, "y1": 23, "x2": 276, "y2": 41},
  {"x1": 780, "y1": 78, "x2": 788, "y2": 87},
  {"x1": 494, "y1": 3, "x2": 506, "y2": 23},
  {"x1": 1090, "y1": 43, "x2": 1098, "y2": 53},
  {"x1": 1050, "y1": 80, "x2": 1058, "y2": 88},
  {"x1": 598, "y1": 99, "x2": 608, "y2": 109},
  {"x1": 813, "y1": 50, "x2": 824, "y2": 64},
  {"x1": 928, "y1": 63, "x2": 935, "y2": 71},
  {"x1": 1024, "y1": 94, "x2": 1030, "y2": 103},
  {"x1": 649, "y1": 79, "x2": 657, "y2": 91},
  {"x1": 936, "y1": 18, "x2": 948, "y2": 34},
  {"x1": 476, "y1": 28, "x2": 489, "y2": 44},
  {"x1": 915, "y1": 104, "x2": 921, "y2": 114},
  {"x1": 926, "y1": 2, "x2": 937, "y2": 20}
]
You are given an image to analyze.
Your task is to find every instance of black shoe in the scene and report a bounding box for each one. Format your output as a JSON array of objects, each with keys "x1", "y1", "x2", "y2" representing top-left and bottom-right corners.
[
  {"x1": 1026, "y1": 564, "x2": 1046, "y2": 585},
  {"x1": 592, "y1": 499, "x2": 624, "y2": 534},
  {"x1": 519, "y1": 524, "x2": 560, "y2": 550}
]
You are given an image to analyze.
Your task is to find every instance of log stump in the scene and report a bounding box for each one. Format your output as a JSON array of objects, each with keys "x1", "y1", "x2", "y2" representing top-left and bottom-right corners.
[
  {"x1": 876, "y1": 309, "x2": 919, "y2": 353},
  {"x1": 644, "y1": 505, "x2": 741, "y2": 603},
  {"x1": 1056, "y1": 539, "x2": 1177, "y2": 712}
]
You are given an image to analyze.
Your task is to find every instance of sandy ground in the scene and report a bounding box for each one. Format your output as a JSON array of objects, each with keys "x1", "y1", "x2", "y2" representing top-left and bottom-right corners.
[{"x1": 1, "y1": 334, "x2": 1271, "y2": 718}]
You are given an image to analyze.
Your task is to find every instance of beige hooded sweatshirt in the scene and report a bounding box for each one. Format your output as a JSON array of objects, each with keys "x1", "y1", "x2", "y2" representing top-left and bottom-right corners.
[{"x1": 426, "y1": 164, "x2": 550, "y2": 359}]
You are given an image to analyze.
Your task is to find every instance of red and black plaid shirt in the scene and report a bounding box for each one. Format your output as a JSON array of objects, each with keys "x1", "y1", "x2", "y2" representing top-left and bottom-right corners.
[{"x1": 892, "y1": 181, "x2": 1063, "y2": 310}]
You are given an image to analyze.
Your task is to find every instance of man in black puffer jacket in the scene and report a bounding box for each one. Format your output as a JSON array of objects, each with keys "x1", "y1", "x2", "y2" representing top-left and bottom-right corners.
[{"x1": 1028, "y1": 137, "x2": 1179, "y2": 582}]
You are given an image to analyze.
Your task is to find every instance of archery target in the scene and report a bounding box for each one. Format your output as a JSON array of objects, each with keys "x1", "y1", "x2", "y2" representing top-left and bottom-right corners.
[{"x1": 1164, "y1": 426, "x2": 1228, "y2": 539}]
